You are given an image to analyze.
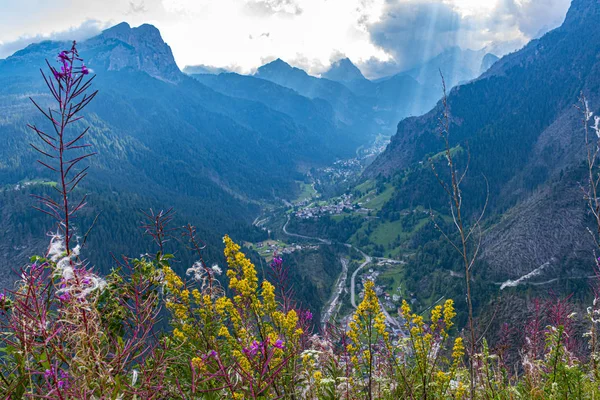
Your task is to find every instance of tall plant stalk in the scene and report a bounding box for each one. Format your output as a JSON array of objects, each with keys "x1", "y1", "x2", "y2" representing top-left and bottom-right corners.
[
  {"x1": 28, "y1": 41, "x2": 97, "y2": 254},
  {"x1": 430, "y1": 75, "x2": 488, "y2": 399}
]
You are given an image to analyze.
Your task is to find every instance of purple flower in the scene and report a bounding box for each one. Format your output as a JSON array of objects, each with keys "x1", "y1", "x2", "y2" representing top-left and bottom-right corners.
[
  {"x1": 82, "y1": 277, "x2": 90, "y2": 285},
  {"x1": 44, "y1": 368, "x2": 54, "y2": 379},
  {"x1": 58, "y1": 51, "x2": 68, "y2": 62},
  {"x1": 303, "y1": 310, "x2": 313, "y2": 321},
  {"x1": 271, "y1": 255, "x2": 283, "y2": 268},
  {"x1": 250, "y1": 341, "x2": 261, "y2": 356},
  {"x1": 55, "y1": 370, "x2": 69, "y2": 389},
  {"x1": 61, "y1": 64, "x2": 71, "y2": 77},
  {"x1": 0, "y1": 293, "x2": 5, "y2": 302},
  {"x1": 58, "y1": 293, "x2": 70, "y2": 302},
  {"x1": 204, "y1": 350, "x2": 218, "y2": 359},
  {"x1": 81, "y1": 64, "x2": 89, "y2": 75},
  {"x1": 52, "y1": 69, "x2": 63, "y2": 81},
  {"x1": 273, "y1": 339, "x2": 284, "y2": 349}
]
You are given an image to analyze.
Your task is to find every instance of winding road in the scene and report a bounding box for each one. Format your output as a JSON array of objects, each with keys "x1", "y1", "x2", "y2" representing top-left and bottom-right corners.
[
  {"x1": 283, "y1": 215, "x2": 331, "y2": 244},
  {"x1": 283, "y1": 215, "x2": 402, "y2": 328},
  {"x1": 320, "y1": 258, "x2": 349, "y2": 326},
  {"x1": 350, "y1": 249, "x2": 372, "y2": 308}
]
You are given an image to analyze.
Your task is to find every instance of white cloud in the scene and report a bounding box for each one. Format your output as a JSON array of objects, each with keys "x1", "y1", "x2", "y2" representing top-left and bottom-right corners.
[
  {"x1": 0, "y1": 0, "x2": 572, "y2": 77},
  {"x1": 0, "y1": 20, "x2": 110, "y2": 59},
  {"x1": 360, "y1": 0, "x2": 571, "y2": 77}
]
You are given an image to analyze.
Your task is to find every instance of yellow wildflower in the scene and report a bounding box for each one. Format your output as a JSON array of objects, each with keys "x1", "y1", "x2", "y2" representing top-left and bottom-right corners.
[{"x1": 173, "y1": 328, "x2": 185, "y2": 341}]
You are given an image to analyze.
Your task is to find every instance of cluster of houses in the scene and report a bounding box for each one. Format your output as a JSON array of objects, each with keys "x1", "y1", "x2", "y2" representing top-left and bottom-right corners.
[
  {"x1": 7, "y1": 180, "x2": 37, "y2": 192},
  {"x1": 294, "y1": 194, "x2": 355, "y2": 219},
  {"x1": 319, "y1": 158, "x2": 363, "y2": 184},
  {"x1": 254, "y1": 241, "x2": 318, "y2": 256}
]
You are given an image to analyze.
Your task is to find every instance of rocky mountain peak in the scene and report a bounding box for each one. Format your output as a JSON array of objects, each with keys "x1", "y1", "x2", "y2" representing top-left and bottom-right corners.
[
  {"x1": 85, "y1": 22, "x2": 182, "y2": 83},
  {"x1": 258, "y1": 58, "x2": 292, "y2": 72},
  {"x1": 255, "y1": 58, "x2": 308, "y2": 82},
  {"x1": 322, "y1": 58, "x2": 366, "y2": 83}
]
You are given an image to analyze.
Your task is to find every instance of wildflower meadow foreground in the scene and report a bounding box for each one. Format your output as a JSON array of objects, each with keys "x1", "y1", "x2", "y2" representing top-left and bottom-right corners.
[{"x1": 4, "y1": 44, "x2": 600, "y2": 400}]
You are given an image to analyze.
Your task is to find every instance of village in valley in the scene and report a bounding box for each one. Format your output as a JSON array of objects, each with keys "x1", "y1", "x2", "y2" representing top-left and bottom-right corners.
[
  {"x1": 247, "y1": 133, "x2": 420, "y2": 337},
  {"x1": 243, "y1": 239, "x2": 319, "y2": 261},
  {"x1": 293, "y1": 193, "x2": 361, "y2": 219}
]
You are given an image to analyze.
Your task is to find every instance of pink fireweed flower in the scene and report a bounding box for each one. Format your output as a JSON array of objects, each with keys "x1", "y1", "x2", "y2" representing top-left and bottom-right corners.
[
  {"x1": 274, "y1": 339, "x2": 284, "y2": 349},
  {"x1": 44, "y1": 368, "x2": 54, "y2": 379},
  {"x1": 204, "y1": 350, "x2": 218, "y2": 359},
  {"x1": 60, "y1": 64, "x2": 71, "y2": 78},
  {"x1": 244, "y1": 340, "x2": 261, "y2": 357},
  {"x1": 58, "y1": 293, "x2": 70, "y2": 302},
  {"x1": 271, "y1": 255, "x2": 283, "y2": 269},
  {"x1": 57, "y1": 370, "x2": 69, "y2": 389},
  {"x1": 302, "y1": 310, "x2": 313, "y2": 321},
  {"x1": 52, "y1": 68, "x2": 62, "y2": 80}
]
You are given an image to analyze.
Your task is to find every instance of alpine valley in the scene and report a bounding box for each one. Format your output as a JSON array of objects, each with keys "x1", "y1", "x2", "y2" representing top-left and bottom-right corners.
[{"x1": 1, "y1": 0, "x2": 599, "y2": 331}]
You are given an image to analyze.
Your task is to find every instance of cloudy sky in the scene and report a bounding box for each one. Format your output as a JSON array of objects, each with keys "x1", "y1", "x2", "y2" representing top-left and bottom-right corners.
[{"x1": 0, "y1": 0, "x2": 572, "y2": 78}]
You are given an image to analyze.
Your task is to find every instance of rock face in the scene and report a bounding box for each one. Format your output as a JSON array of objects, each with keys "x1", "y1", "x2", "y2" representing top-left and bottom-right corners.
[
  {"x1": 479, "y1": 53, "x2": 499, "y2": 75},
  {"x1": 0, "y1": 22, "x2": 182, "y2": 84},
  {"x1": 83, "y1": 22, "x2": 182, "y2": 83},
  {"x1": 401, "y1": 47, "x2": 492, "y2": 88},
  {"x1": 0, "y1": 21, "x2": 373, "y2": 281},
  {"x1": 322, "y1": 58, "x2": 367, "y2": 84},
  {"x1": 364, "y1": 0, "x2": 600, "y2": 278},
  {"x1": 255, "y1": 58, "x2": 376, "y2": 130}
]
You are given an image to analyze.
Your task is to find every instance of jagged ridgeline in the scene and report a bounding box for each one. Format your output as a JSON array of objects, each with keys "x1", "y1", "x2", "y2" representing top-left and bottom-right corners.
[
  {"x1": 5, "y1": 0, "x2": 600, "y2": 397},
  {"x1": 0, "y1": 22, "x2": 374, "y2": 283},
  {"x1": 356, "y1": 0, "x2": 600, "y2": 306},
  {"x1": 0, "y1": 18, "x2": 483, "y2": 287}
]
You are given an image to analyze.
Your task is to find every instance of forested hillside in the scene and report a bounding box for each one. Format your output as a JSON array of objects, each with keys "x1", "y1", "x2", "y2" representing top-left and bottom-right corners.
[
  {"x1": 0, "y1": 23, "x2": 372, "y2": 282},
  {"x1": 364, "y1": 0, "x2": 600, "y2": 286}
]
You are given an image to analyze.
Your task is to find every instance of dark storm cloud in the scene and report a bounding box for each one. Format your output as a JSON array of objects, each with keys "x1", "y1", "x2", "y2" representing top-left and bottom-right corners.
[
  {"x1": 367, "y1": 1, "x2": 464, "y2": 74},
  {"x1": 361, "y1": 0, "x2": 571, "y2": 78}
]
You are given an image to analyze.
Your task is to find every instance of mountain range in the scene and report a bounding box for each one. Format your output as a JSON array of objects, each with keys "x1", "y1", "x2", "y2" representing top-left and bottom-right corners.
[
  {"x1": 0, "y1": 13, "x2": 519, "y2": 320},
  {"x1": 0, "y1": 22, "x2": 364, "y2": 284},
  {"x1": 363, "y1": 0, "x2": 600, "y2": 294}
]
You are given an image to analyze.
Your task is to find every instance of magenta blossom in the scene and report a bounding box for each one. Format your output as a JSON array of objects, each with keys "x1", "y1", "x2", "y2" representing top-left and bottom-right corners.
[
  {"x1": 57, "y1": 370, "x2": 69, "y2": 389},
  {"x1": 302, "y1": 310, "x2": 313, "y2": 321},
  {"x1": 58, "y1": 293, "x2": 70, "y2": 302},
  {"x1": 205, "y1": 350, "x2": 217, "y2": 359},
  {"x1": 271, "y1": 255, "x2": 283, "y2": 269},
  {"x1": 243, "y1": 340, "x2": 261, "y2": 357},
  {"x1": 273, "y1": 339, "x2": 284, "y2": 349}
]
